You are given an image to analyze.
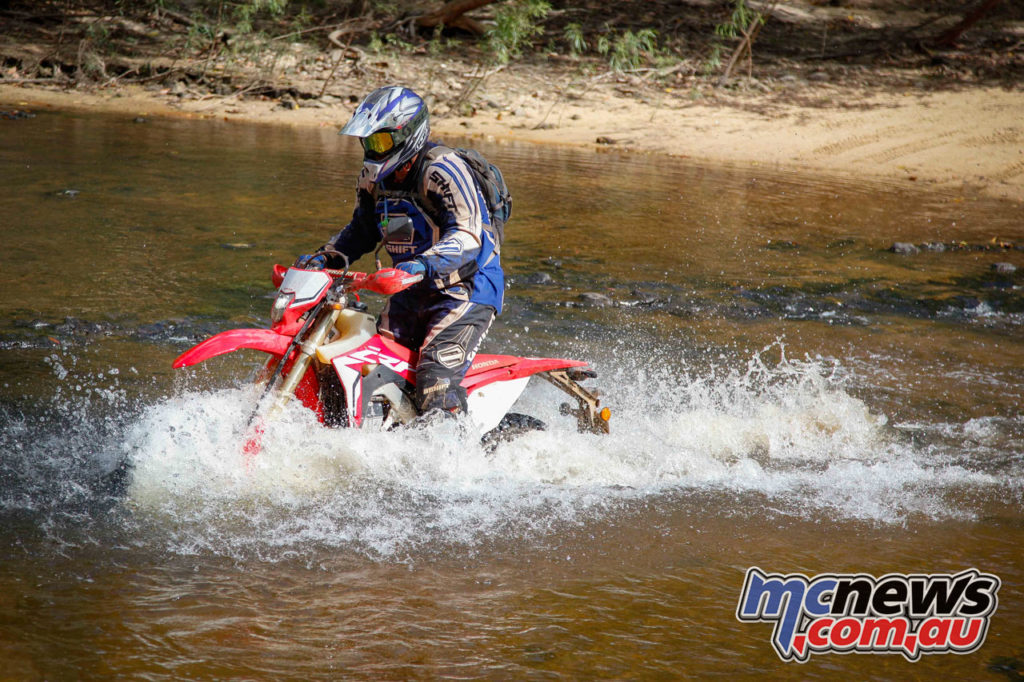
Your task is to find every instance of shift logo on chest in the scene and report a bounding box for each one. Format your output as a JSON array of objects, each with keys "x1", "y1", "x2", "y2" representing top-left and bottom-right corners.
[
  {"x1": 379, "y1": 212, "x2": 418, "y2": 255},
  {"x1": 736, "y1": 567, "x2": 1000, "y2": 662}
]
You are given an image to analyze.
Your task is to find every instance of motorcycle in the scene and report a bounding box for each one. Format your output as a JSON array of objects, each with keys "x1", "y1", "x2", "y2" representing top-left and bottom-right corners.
[{"x1": 172, "y1": 218, "x2": 610, "y2": 450}]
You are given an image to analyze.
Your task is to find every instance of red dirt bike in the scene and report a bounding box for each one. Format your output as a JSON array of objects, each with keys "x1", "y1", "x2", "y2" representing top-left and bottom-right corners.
[{"x1": 172, "y1": 220, "x2": 609, "y2": 448}]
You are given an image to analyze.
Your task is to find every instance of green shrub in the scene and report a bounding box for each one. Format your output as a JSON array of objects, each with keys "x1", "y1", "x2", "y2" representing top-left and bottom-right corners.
[
  {"x1": 597, "y1": 28, "x2": 658, "y2": 71},
  {"x1": 486, "y1": 0, "x2": 551, "y2": 64},
  {"x1": 563, "y1": 22, "x2": 586, "y2": 57}
]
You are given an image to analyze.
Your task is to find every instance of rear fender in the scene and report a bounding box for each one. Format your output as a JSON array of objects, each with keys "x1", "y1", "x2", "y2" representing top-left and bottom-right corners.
[
  {"x1": 172, "y1": 328, "x2": 292, "y2": 369},
  {"x1": 462, "y1": 356, "x2": 588, "y2": 392},
  {"x1": 463, "y1": 357, "x2": 608, "y2": 434}
]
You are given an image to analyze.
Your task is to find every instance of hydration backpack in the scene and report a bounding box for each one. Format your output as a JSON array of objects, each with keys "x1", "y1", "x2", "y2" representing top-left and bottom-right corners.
[{"x1": 453, "y1": 148, "x2": 512, "y2": 246}]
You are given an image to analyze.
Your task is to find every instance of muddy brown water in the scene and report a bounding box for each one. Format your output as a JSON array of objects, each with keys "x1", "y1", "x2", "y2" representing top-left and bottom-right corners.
[{"x1": 1, "y1": 110, "x2": 1022, "y2": 679}]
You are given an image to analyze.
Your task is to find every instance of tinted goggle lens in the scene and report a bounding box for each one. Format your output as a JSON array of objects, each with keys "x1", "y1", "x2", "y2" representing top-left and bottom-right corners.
[{"x1": 361, "y1": 131, "x2": 395, "y2": 157}]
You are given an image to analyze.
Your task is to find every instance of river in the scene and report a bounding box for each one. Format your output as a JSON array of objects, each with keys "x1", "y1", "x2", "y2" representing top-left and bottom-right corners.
[{"x1": 1, "y1": 109, "x2": 1022, "y2": 679}]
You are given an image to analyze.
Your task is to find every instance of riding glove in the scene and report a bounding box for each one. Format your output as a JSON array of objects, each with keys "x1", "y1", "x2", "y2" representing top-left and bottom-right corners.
[
  {"x1": 395, "y1": 259, "x2": 426, "y2": 277},
  {"x1": 294, "y1": 253, "x2": 328, "y2": 270}
]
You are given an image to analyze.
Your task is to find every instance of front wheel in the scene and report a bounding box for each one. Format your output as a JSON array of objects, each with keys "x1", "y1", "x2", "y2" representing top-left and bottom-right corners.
[{"x1": 481, "y1": 412, "x2": 547, "y2": 451}]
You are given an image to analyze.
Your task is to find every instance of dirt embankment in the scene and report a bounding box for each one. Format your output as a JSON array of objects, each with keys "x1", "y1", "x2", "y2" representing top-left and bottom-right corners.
[{"x1": 2, "y1": 1, "x2": 1023, "y2": 202}]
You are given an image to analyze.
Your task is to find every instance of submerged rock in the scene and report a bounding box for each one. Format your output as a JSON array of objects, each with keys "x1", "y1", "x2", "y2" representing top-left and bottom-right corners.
[
  {"x1": 1, "y1": 109, "x2": 36, "y2": 120},
  {"x1": 55, "y1": 317, "x2": 110, "y2": 336},
  {"x1": 12, "y1": 319, "x2": 52, "y2": 330},
  {"x1": 951, "y1": 296, "x2": 983, "y2": 310},
  {"x1": 578, "y1": 292, "x2": 613, "y2": 307},
  {"x1": 521, "y1": 271, "x2": 554, "y2": 285},
  {"x1": 890, "y1": 242, "x2": 920, "y2": 255},
  {"x1": 627, "y1": 290, "x2": 659, "y2": 306},
  {"x1": 765, "y1": 239, "x2": 799, "y2": 251},
  {"x1": 992, "y1": 262, "x2": 1017, "y2": 274}
]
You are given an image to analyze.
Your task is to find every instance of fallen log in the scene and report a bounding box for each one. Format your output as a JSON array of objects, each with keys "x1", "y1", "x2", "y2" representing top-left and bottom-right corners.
[{"x1": 414, "y1": 0, "x2": 494, "y2": 35}]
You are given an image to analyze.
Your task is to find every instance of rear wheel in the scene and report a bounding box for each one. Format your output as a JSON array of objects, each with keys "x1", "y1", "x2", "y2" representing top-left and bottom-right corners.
[{"x1": 481, "y1": 412, "x2": 546, "y2": 451}]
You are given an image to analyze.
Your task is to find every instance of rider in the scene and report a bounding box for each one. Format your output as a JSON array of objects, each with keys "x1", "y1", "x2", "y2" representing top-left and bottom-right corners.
[{"x1": 294, "y1": 85, "x2": 503, "y2": 417}]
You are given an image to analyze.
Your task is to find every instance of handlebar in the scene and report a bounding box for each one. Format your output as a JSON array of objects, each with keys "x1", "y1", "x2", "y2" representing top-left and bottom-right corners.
[
  {"x1": 333, "y1": 268, "x2": 424, "y2": 296},
  {"x1": 273, "y1": 264, "x2": 423, "y2": 296}
]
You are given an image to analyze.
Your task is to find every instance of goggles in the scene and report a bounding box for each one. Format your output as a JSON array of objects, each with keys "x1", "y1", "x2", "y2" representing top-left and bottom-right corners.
[
  {"x1": 361, "y1": 130, "x2": 396, "y2": 159},
  {"x1": 358, "y1": 105, "x2": 425, "y2": 160}
]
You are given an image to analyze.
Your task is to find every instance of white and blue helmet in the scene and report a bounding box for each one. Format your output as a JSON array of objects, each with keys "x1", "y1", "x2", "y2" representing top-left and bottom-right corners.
[{"x1": 340, "y1": 86, "x2": 430, "y2": 183}]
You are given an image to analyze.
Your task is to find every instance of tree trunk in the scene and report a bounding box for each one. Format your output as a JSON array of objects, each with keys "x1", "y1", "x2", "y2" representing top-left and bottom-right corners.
[
  {"x1": 415, "y1": 0, "x2": 496, "y2": 35},
  {"x1": 932, "y1": 0, "x2": 1002, "y2": 48}
]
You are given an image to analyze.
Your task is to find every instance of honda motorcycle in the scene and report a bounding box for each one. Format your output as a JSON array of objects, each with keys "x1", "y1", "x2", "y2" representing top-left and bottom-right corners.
[{"x1": 172, "y1": 218, "x2": 610, "y2": 449}]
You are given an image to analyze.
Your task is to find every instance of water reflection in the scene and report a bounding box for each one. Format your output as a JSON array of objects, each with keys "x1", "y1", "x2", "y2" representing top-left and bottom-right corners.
[{"x1": 1, "y1": 109, "x2": 1022, "y2": 678}]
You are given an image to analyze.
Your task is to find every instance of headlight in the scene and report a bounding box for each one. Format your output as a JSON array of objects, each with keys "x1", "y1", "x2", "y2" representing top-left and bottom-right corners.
[{"x1": 270, "y1": 292, "x2": 294, "y2": 324}]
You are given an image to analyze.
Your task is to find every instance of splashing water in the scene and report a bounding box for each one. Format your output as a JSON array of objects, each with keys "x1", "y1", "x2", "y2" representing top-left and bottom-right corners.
[
  {"x1": 1, "y1": 358, "x2": 131, "y2": 517},
  {"x1": 107, "y1": 343, "x2": 1013, "y2": 561}
]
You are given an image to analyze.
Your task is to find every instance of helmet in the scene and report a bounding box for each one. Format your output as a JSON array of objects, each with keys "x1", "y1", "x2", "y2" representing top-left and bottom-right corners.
[{"x1": 339, "y1": 86, "x2": 429, "y2": 183}]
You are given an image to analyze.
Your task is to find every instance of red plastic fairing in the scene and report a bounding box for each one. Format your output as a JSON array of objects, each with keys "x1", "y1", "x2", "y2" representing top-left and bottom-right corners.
[
  {"x1": 358, "y1": 269, "x2": 423, "y2": 296},
  {"x1": 294, "y1": 366, "x2": 322, "y2": 419},
  {"x1": 465, "y1": 354, "x2": 518, "y2": 377},
  {"x1": 376, "y1": 335, "x2": 416, "y2": 375},
  {"x1": 462, "y1": 355, "x2": 589, "y2": 392},
  {"x1": 333, "y1": 335, "x2": 417, "y2": 383},
  {"x1": 172, "y1": 328, "x2": 292, "y2": 368},
  {"x1": 272, "y1": 264, "x2": 288, "y2": 288}
]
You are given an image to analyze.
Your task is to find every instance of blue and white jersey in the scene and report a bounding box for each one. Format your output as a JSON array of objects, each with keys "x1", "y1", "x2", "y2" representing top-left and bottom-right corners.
[{"x1": 326, "y1": 143, "x2": 504, "y2": 313}]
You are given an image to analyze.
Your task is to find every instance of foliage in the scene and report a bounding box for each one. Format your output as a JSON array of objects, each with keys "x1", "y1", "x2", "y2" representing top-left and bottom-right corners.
[
  {"x1": 233, "y1": 0, "x2": 289, "y2": 34},
  {"x1": 368, "y1": 31, "x2": 413, "y2": 55},
  {"x1": 596, "y1": 28, "x2": 658, "y2": 72},
  {"x1": 84, "y1": 19, "x2": 113, "y2": 49},
  {"x1": 14, "y1": 0, "x2": 1015, "y2": 98},
  {"x1": 706, "y1": 0, "x2": 765, "y2": 77},
  {"x1": 486, "y1": 0, "x2": 551, "y2": 64},
  {"x1": 428, "y1": 24, "x2": 457, "y2": 57},
  {"x1": 714, "y1": 0, "x2": 760, "y2": 41},
  {"x1": 368, "y1": 0, "x2": 399, "y2": 14},
  {"x1": 563, "y1": 22, "x2": 586, "y2": 57}
]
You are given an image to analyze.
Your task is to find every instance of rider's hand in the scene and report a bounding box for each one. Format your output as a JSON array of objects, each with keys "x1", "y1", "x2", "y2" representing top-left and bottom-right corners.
[
  {"x1": 293, "y1": 253, "x2": 327, "y2": 270},
  {"x1": 395, "y1": 259, "x2": 426, "y2": 277}
]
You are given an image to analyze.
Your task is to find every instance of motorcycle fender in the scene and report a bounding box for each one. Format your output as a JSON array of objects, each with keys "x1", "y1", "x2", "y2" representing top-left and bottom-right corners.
[
  {"x1": 467, "y1": 376, "x2": 530, "y2": 434},
  {"x1": 172, "y1": 328, "x2": 292, "y2": 368},
  {"x1": 461, "y1": 357, "x2": 588, "y2": 392}
]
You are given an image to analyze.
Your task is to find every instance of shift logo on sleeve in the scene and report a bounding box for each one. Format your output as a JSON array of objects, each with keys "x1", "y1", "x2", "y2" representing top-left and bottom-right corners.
[{"x1": 736, "y1": 567, "x2": 1000, "y2": 662}]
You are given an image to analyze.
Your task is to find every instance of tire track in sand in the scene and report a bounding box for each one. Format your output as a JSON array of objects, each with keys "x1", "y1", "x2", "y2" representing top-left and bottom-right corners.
[
  {"x1": 865, "y1": 128, "x2": 964, "y2": 164},
  {"x1": 962, "y1": 127, "x2": 1023, "y2": 147},
  {"x1": 810, "y1": 125, "x2": 905, "y2": 157},
  {"x1": 988, "y1": 159, "x2": 1024, "y2": 183}
]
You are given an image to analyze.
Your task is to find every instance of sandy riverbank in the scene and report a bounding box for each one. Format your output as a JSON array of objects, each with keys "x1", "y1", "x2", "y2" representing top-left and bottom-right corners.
[{"x1": 3, "y1": 78, "x2": 1022, "y2": 203}]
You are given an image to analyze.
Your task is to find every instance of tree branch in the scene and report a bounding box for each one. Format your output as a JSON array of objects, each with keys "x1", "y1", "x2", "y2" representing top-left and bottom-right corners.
[
  {"x1": 414, "y1": 0, "x2": 495, "y2": 35},
  {"x1": 932, "y1": 0, "x2": 1002, "y2": 48}
]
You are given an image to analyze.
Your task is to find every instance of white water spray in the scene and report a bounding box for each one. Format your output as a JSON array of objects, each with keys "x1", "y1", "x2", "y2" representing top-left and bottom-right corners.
[{"x1": 119, "y1": 344, "x2": 1013, "y2": 559}]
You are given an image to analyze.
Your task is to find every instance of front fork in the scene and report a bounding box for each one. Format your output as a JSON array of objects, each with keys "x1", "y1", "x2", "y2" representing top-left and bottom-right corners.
[{"x1": 267, "y1": 307, "x2": 340, "y2": 417}]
